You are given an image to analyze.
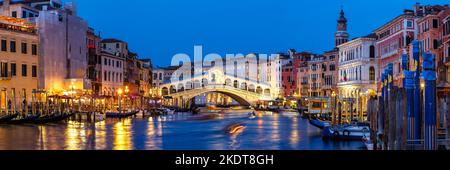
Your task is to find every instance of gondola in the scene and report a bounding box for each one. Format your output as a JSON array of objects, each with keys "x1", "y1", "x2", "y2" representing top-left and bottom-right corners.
[
  {"x1": 8, "y1": 114, "x2": 41, "y2": 124},
  {"x1": 0, "y1": 113, "x2": 19, "y2": 123},
  {"x1": 32, "y1": 112, "x2": 74, "y2": 124},
  {"x1": 106, "y1": 110, "x2": 139, "y2": 118}
]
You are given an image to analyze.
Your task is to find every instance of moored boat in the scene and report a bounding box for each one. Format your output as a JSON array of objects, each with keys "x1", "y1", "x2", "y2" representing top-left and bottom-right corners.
[
  {"x1": 0, "y1": 113, "x2": 19, "y2": 123},
  {"x1": 278, "y1": 109, "x2": 300, "y2": 117},
  {"x1": 32, "y1": 113, "x2": 73, "y2": 124},
  {"x1": 8, "y1": 114, "x2": 40, "y2": 124},
  {"x1": 309, "y1": 118, "x2": 331, "y2": 129},
  {"x1": 322, "y1": 125, "x2": 370, "y2": 141},
  {"x1": 106, "y1": 110, "x2": 139, "y2": 118}
]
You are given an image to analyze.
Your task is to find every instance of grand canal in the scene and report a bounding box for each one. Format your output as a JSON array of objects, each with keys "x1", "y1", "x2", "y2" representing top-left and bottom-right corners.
[{"x1": 0, "y1": 111, "x2": 365, "y2": 150}]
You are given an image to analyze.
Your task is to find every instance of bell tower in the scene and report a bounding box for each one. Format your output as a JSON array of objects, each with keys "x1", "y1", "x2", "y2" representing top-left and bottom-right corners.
[{"x1": 335, "y1": 8, "x2": 349, "y2": 47}]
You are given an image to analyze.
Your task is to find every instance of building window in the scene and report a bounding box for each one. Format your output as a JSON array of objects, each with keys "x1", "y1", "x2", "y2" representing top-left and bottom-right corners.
[
  {"x1": 22, "y1": 11, "x2": 27, "y2": 18},
  {"x1": 407, "y1": 21, "x2": 413, "y2": 28},
  {"x1": 10, "y1": 41, "x2": 16, "y2": 52},
  {"x1": 32, "y1": 44, "x2": 37, "y2": 55},
  {"x1": 21, "y1": 64, "x2": 27, "y2": 77},
  {"x1": 21, "y1": 42, "x2": 27, "y2": 54},
  {"x1": 433, "y1": 39, "x2": 439, "y2": 49},
  {"x1": 104, "y1": 71, "x2": 107, "y2": 81},
  {"x1": 433, "y1": 19, "x2": 438, "y2": 28},
  {"x1": 104, "y1": 58, "x2": 107, "y2": 65},
  {"x1": 12, "y1": 11, "x2": 17, "y2": 18},
  {"x1": 370, "y1": 45, "x2": 375, "y2": 58},
  {"x1": 1, "y1": 40, "x2": 6, "y2": 51},
  {"x1": 329, "y1": 64, "x2": 336, "y2": 71},
  {"x1": 11, "y1": 63, "x2": 16, "y2": 76},
  {"x1": 116, "y1": 43, "x2": 120, "y2": 48},
  {"x1": 0, "y1": 62, "x2": 7, "y2": 77},
  {"x1": 32, "y1": 65, "x2": 37, "y2": 77},
  {"x1": 369, "y1": 67, "x2": 376, "y2": 81}
]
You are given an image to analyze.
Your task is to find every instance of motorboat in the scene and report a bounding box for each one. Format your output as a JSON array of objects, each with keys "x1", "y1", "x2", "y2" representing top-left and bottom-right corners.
[
  {"x1": 278, "y1": 109, "x2": 300, "y2": 117},
  {"x1": 322, "y1": 125, "x2": 370, "y2": 141},
  {"x1": 248, "y1": 111, "x2": 256, "y2": 119},
  {"x1": 225, "y1": 122, "x2": 246, "y2": 135},
  {"x1": 309, "y1": 118, "x2": 331, "y2": 129}
]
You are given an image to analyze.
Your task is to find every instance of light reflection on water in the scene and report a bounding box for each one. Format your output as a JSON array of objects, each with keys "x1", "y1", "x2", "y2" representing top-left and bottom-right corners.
[{"x1": 0, "y1": 111, "x2": 365, "y2": 150}]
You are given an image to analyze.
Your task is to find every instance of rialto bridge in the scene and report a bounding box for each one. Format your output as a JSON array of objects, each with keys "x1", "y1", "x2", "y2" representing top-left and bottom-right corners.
[{"x1": 158, "y1": 68, "x2": 279, "y2": 108}]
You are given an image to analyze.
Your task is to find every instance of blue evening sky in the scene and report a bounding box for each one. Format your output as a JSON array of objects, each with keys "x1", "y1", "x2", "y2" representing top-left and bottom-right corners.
[{"x1": 72, "y1": 0, "x2": 449, "y2": 67}]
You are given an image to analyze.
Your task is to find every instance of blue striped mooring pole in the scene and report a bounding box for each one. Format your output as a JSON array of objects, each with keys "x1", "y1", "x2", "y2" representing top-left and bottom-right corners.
[
  {"x1": 404, "y1": 71, "x2": 415, "y2": 141},
  {"x1": 412, "y1": 41, "x2": 421, "y2": 139},
  {"x1": 422, "y1": 52, "x2": 437, "y2": 150}
]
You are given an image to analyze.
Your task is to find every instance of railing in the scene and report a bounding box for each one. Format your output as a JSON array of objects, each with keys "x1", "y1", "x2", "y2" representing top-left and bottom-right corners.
[{"x1": 172, "y1": 84, "x2": 271, "y2": 97}]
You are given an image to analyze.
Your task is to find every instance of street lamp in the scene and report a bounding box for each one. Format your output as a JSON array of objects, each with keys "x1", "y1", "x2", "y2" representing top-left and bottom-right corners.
[
  {"x1": 124, "y1": 86, "x2": 130, "y2": 111},
  {"x1": 118, "y1": 88, "x2": 123, "y2": 114},
  {"x1": 331, "y1": 91, "x2": 337, "y2": 124}
]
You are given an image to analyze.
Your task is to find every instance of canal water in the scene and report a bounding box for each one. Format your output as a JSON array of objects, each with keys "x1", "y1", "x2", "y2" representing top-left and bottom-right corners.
[{"x1": 0, "y1": 111, "x2": 365, "y2": 150}]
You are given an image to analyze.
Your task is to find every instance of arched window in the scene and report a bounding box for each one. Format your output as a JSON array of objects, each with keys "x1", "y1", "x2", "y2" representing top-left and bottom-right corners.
[
  {"x1": 369, "y1": 67, "x2": 375, "y2": 81},
  {"x1": 370, "y1": 45, "x2": 375, "y2": 58}
]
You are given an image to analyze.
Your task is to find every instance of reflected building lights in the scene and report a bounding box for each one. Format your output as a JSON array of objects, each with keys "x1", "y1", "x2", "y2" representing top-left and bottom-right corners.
[
  {"x1": 289, "y1": 117, "x2": 299, "y2": 148},
  {"x1": 95, "y1": 121, "x2": 107, "y2": 150},
  {"x1": 113, "y1": 119, "x2": 132, "y2": 150}
]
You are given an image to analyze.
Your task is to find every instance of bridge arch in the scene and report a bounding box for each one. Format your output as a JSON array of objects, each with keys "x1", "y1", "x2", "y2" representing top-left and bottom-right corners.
[
  {"x1": 162, "y1": 87, "x2": 169, "y2": 96},
  {"x1": 248, "y1": 84, "x2": 256, "y2": 92},
  {"x1": 202, "y1": 78, "x2": 208, "y2": 87},
  {"x1": 233, "y1": 80, "x2": 239, "y2": 88},
  {"x1": 186, "y1": 81, "x2": 192, "y2": 90},
  {"x1": 170, "y1": 85, "x2": 176, "y2": 94},
  {"x1": 186, "y1": 90, "x2": 252, "y2": 107},
  {"x1": 225, "y1": 78, "x2": 232, "y2": 86},
  {"x1": 194, "y1": 80, "x2": 201, "y2": 88},
  {"x1": 177, "y1": 83, "x2": 185, "y2": 92}
]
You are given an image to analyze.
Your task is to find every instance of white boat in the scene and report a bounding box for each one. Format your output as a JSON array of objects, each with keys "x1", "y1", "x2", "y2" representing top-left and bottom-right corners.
[
  {"x1": 309, "y1": 119, "x2": 331, "y2": 129},
  {"x1": 279, "y1": 109, "x2": 300, "y2": 117},
  {"x1": 323, "y1": 125, "x2": 370, "y2": 141},
  {"x1": 164, "y1": 108, "x2": 175, "y2": 115}
]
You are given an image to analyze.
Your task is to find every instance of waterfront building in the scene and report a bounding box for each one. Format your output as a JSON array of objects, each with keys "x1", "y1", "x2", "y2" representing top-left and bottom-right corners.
[
  {"x1": 100, "y1": 38, "x2": 128, "y2": 95},
  {"x1": 99, "y1": 51, "x2": 124, "y2": 97},
  {"x1": 280, "y1": 53, "x2": 294, "y2": 97},
  {"x1": 87, "y1": 28, "x2": 102, "y2": 95},
  {"x1": 1, "y1": 0, "x2": 90, "y2": 93},
  {"x1": 414, "y1": 5, "x2": 450, "y2": 92},
  {"x1": 0, "y1": 15, "x2": 39, "y2": 113},
  {"x1": 138, "y1": 59, "x2": 153, "y2": 98},
  {"x1": 337, "y1": 34, "x2": 378, "y2": 117},
  {"x1": 374, "y1": 10, "x2": 415, "y2": 88},
  {"x1": 322, "y1": 49, "x2": 339, "y2": 97},
  {"x1": 413, "y1": 4, "x2": 450, "y2": 136}
]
